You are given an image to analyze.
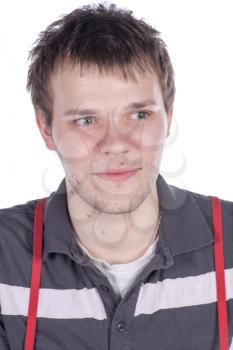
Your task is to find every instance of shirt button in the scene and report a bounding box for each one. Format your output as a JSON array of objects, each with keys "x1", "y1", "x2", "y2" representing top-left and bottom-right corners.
[
  {"x1": 116, "y1": 321, "x2": 125, "y2": 333},
  {"x1": 100, "y1": 285, "x2": 109, "y2": 293}
]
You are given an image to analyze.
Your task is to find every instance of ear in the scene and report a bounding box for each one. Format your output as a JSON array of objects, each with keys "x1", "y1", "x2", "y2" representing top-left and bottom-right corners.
[
  {"x1": 166, "y1": 105, "x2": 173, "y2": 138},
  {"x1": 36, "y1": 110, "x2": 56, "y2": 151}
]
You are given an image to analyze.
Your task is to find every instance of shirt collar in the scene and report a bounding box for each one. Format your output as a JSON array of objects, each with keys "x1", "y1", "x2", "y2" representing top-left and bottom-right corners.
[{"x1": 42, "y1": 174, "x2": 214, "y2": 262}]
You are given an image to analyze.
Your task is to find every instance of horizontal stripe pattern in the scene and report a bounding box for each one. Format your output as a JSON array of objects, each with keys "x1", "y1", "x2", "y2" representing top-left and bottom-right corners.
[
  {"x1": 1, "y1": 268, "x2": 233, "y2": 320},
  {"x1": 0, "y1": 284, "x2": 107, "y2": 320},
  {"x1": 135, "y1": 267, "x2": 233, "y2": 316}
]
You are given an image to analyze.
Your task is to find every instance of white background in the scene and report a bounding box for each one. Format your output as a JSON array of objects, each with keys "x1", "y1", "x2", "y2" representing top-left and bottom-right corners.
[{"x1": 0, "y1": 0, "x2": 233, "y2": 208}]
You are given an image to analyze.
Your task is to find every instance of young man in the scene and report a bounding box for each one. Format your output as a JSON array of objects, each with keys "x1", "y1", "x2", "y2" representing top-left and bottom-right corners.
[{"x1": 0, "y1": 3, "x2": 232, "y2": 349}]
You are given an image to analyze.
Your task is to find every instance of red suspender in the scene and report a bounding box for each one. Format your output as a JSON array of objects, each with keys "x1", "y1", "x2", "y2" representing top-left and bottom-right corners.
[
  {"x1": 210, "y1": 196, "x2": 229, "y2": 350},
  {"x1": 24, "y1": 198, "x2": 47, "y2": 350},
  {"x1": 23, "y1": 196, "x2": 229, "y2": 350}
]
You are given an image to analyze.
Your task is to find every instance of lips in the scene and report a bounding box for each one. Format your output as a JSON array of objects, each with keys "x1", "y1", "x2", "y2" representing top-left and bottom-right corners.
[
  {"x1": 95, "y1": 168, "x2": 139, "y2": 182},
  {"x1": 104, "y1": 168, "x2": 138, "y2": 174},
  {"x1": 95, "y1": 167, "x2": 140, "y2": 174}
]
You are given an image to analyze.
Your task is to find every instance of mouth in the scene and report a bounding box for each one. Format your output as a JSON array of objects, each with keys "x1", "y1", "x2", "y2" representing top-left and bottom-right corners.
[{"x1": 94, "y1": 168, "x2": 140, "y2": 182}]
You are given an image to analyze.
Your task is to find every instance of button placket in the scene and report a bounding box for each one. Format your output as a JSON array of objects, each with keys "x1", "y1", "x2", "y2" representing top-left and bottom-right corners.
[{"x1": 116, "y1": 321, "x2": 125, "y2": 333}]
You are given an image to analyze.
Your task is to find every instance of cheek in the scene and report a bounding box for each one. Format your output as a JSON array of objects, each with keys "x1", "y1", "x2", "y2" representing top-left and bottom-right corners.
[
  {"x1": 138, "y1": 118, "x2": 166, "y2": 152},
  {"x1": 53, "y1": 126, "x2": 95, "y2": 160},
  {"x1": 52, "y1": 126, "x2": 98, "y2": 180},
  {"x1": 137, "y1": 119, "x2": 166, "y2": 174}
]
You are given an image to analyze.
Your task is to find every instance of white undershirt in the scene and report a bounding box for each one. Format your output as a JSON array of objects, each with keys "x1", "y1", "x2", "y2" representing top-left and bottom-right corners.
[{"x1": 78, "y1": 237, "x2": 159, "y2": 299}]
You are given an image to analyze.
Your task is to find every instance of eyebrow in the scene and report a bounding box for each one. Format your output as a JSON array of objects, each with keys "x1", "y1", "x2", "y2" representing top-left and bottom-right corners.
[{"x1": 62, "y1": 99, "x2": 158, "y2": 117}]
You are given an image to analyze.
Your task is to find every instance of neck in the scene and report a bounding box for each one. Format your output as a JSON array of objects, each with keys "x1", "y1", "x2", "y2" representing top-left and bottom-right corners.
[{"x1": 66, "y1": 182, "x2": 160, "y2": 265}]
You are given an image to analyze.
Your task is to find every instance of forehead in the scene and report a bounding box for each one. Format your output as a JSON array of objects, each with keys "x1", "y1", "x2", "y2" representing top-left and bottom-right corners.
[{"x1": 50, "y1": 63, "x2": 164, "y2": 108}]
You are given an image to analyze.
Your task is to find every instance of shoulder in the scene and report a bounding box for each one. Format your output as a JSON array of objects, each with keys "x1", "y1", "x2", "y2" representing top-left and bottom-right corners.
[
  {"x1": 186, "y1": 187, "x2": 233, "y2": 216},
  {"x1": 0, "y1": 199, "x2": 37, "y2": 229},
  {"x1": 169, "y1": 181, "x2": 233, "y2": 214},
  {"x1": 183, "y1": 187, "x2": 233, "y2": 264},
  {"x1": 0, "y1": 199, "x2": 40, "y2": 285},
  {"x1": 0, "y1": 199, "x2": 38, "y2": 258},
  {"x1": 168, "y1": 182, "x2": 233, "y2": 234}
]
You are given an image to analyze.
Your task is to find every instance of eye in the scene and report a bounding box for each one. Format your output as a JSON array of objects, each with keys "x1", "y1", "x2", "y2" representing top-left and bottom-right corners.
[
  {"x1": 131, "y1": 111, "x2": 151, "y2": 120},
  {"x1": 73, "y1": 117, "x2": 95, "y2": 126}
]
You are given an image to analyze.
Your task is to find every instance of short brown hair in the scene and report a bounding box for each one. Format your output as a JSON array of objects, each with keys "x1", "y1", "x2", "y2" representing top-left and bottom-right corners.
[{"x1": 26, "y1": 2, "x2": 175, "y2": 129}]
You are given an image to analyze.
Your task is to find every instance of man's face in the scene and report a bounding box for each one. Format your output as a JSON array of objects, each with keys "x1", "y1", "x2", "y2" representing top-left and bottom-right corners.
[{"x1": 37, "y1": 64, "x2": 173, "y2": 214}]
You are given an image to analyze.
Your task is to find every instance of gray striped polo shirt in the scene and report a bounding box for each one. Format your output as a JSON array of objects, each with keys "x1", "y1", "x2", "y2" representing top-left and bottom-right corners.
[{"x1": 0, "y1": 174, "x2": 233, "y2": 349}]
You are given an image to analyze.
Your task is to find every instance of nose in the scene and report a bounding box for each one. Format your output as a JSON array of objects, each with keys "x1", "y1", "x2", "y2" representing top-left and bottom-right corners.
[{"x1": 97, "y1": 118, "x2": 131, "y2": 155}]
